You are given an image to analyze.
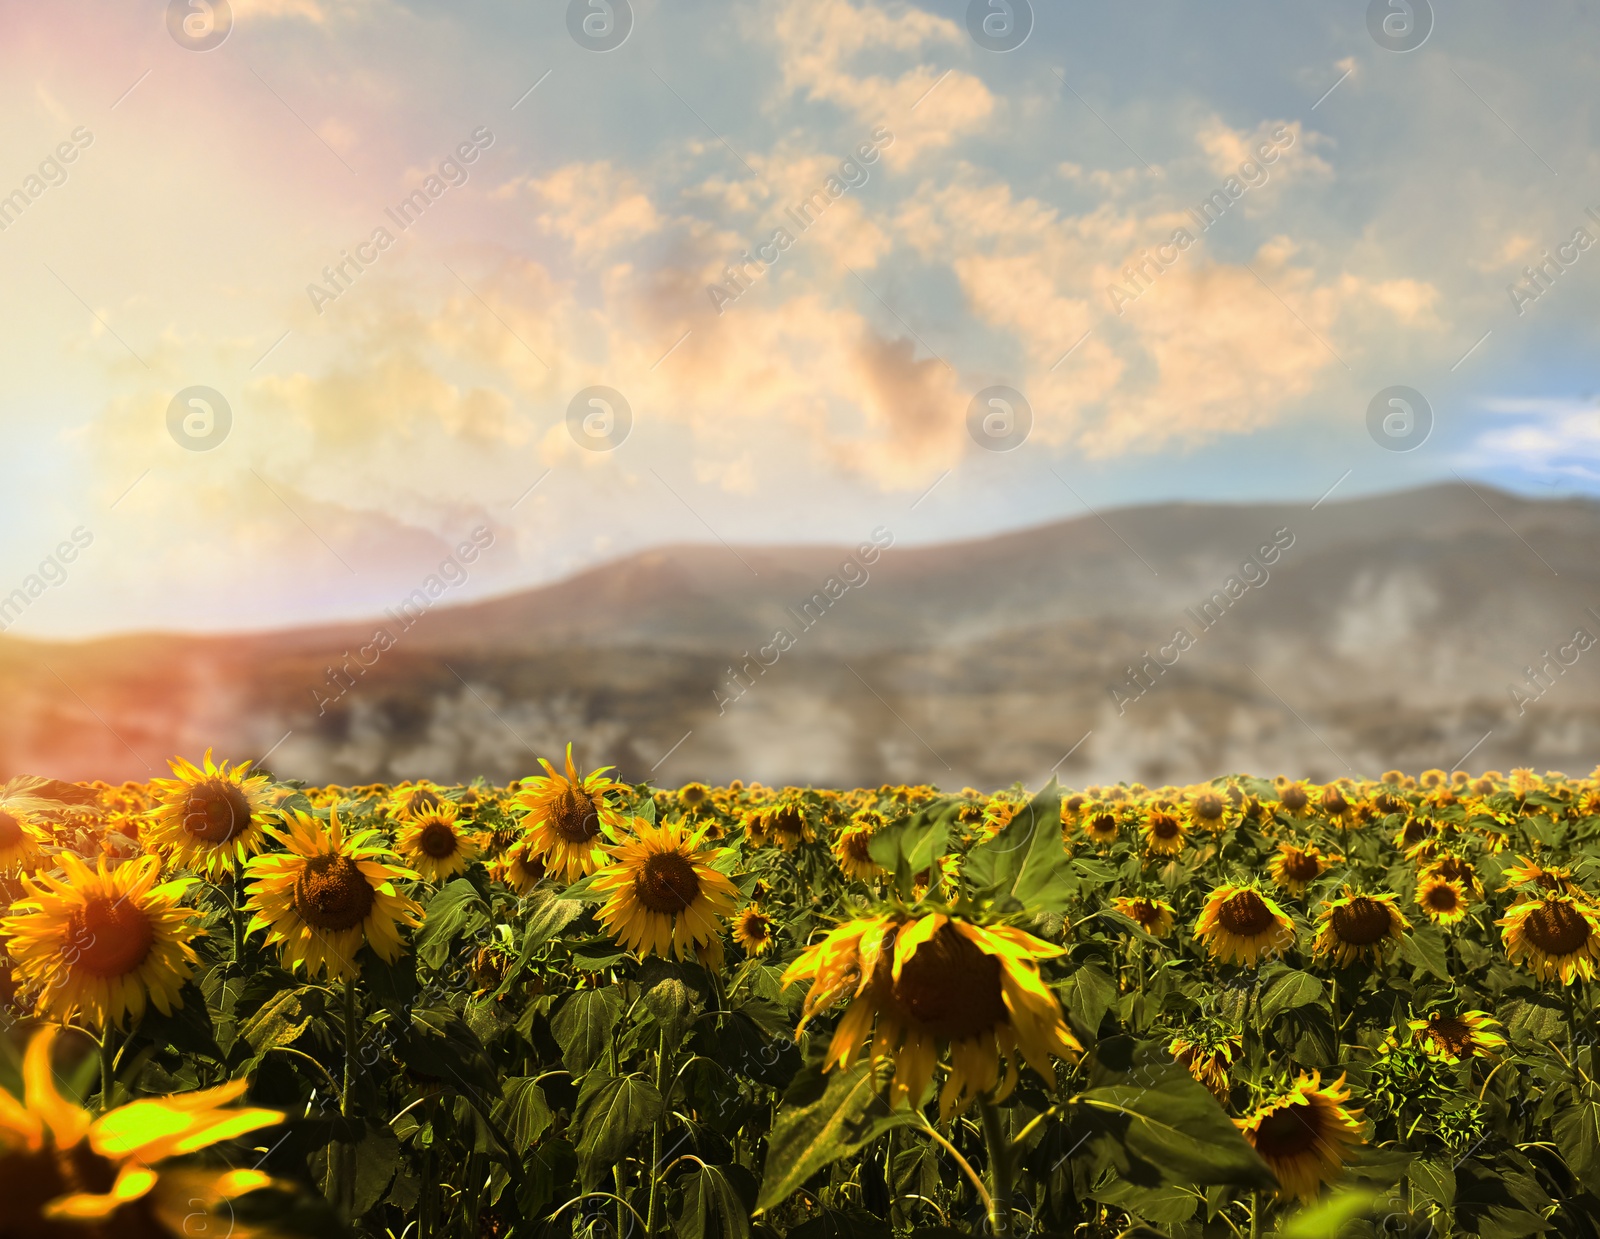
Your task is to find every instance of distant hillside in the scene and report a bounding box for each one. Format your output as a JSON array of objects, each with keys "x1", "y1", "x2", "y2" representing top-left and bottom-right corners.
[{"x1": 3, "y1": 482, "x2": 1597, "y2": 789}]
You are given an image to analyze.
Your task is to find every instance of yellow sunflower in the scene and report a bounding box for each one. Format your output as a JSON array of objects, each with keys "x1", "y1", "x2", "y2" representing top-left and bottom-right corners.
[
  {"x1": 1184, "y1": 788, "x2": 1236, "y2": 834},
  {"x1": 1110, "y1": 895, "x2": 1176, "y2": 938},
  {"x1": 1082, "y1": 806, "x2": 1121, "y2": 845},
  {"x1": 1498, "y1": 892, "x2": 1600, "y2": 984},
  {"x1": 488, "y1": 837, "x2": 546, "y2": 895},
  {"x1": 0, "y1": 1025, "x2": 283, "y2": 1239},
  {"x1": 1424, "y1": 854, "x2": 1484, "y2": 900},
  {"x1": 745, "y1": 800, "x2": 813, "y2": 852},
  {"x1": 1319, "y1": 783, "x2": 1359, "y2": 826},
  {"x1": 243, "y1": 808, "x2": 424, "y2": 983},
  {"x1": 1268, "y1": 843, "x2": 1338, "y2": 898},
  {"x1": 676, "y1": 782, "x2": 713, "y2": 815},
  {"x1": 1, "y1": 853, "x2": 201, "y2": 1030},
  {"x1": 514, "y1": 746, "x2": 629, "y2": 883},
  {"x1": 593, "y1": 819, "x2": 738, "y2": 968},
  {"x1": 1237, "y1": 1073, "x2": 1366, "y2": 1202},
  {"x1": 1414, "y1": 876, "x2": 1470, "y2": 926},
  {"x1": 394, "y1": 802, "x2": 484, "y2": 884},
  {"x1": 1498, "y1": 855, "x2": 1584, "y2": 898},
  {"x1": 784, "y1": 911, "x2": 1081, "y2": 1118},
  {"x1": 731, "y1": 905, "x2": 776, "y2": 956},
  {"x1": 833, "y1": 816, "x2": 884, "y2": 882},
  {"x1": 1312, "y1": 890, "x2": 1410, "y2": 967},
  {"x1": 0, "y1": 808, "x2": 49, "y2": 876},
  {"x1": 388, "y1": 780, "x2": 446, "y2": 822},
  {"x1": 1141, "y1": 809, "x2": 1187, "y2": 857},
  {"x1": 1274, "y1": 780, "x2": 1315, "y2": 819},
  {"x1": 1407, "y1": 1010, "x2": 1506, "y2": 1063},
  {"x1": 1194, "y1": 884, "x2": 1296, "y2": 966},
  {"x1": 145, "y1": 751, "x2": 275, "y2": 879},
  {"x1": 1170, "y1": 1031, "x2": 1242, "y2": 1102}
]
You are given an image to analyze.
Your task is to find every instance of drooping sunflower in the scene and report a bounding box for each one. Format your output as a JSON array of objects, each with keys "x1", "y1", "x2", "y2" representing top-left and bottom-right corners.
[
  {"x1": 1237, "y1": 1073, "x2": 1366, "y2": 1202},
  {"x1": 833, "y1": 815, "x2": 884, "y2": 881},
  {"x1": 513, "y1": 745, "x2": 629, "y2": 882},
  {"x1": 1407, "y1": 1010, "x2": 1506, "y2": 1063},
  {"x1": 745, "y1": 800, "x2": 813, "y2": 852},
  {"x1": 731, "y1": 905, "x2": 776, "y2": 956},
  {"x1": 593, "y1": 819, "x2": 738, "y2": 968},
  {"x1": 1141, "y1": 809, "x2": 1187, "y2": 857},
  {"x1": 0, "y1": 807, "x2": 49, "y2": 875},
  {"x1": 1269, "y1": 843, "x2": 1338, "y2": 898},
  {"x1": 1170, "y1": 1030, "x2": 1243, "y2": 1102},
  {"x1": 1414, "y1": 875, "x2": 1471, "y2": 926},
  {"x1": 145, "y1": 751, "x2": 275, "y2": 878},
  {"x1": 395, "y1": 801, "x2": 484, "y2": 883},
  {"x1": 784, "y1": 911, "x2": 1081, "y2": 1118},
  {"x1": 1498, "y1": 891, "x2": 1600, "y2": 984},
  {"x1": 1110, "y1": 895, "x2": 1176, "y2": 938},
  {"x1": 1194, "y1": 884, "x2": 1296, "y2": 966},
  {"x1": 1, "y1": 853, "x2": 201, "y2": 1030},
  {"x1": 0, "y1": 1025, "x2": 284, "y2": 1239},
  {"x1": 1498, "y1": 855, "x2": 1584, "y2": 898},
  {"x1": 1312, "y1": 890, "x2": 1410, "y2": 967},
  {"x1": 243, "y1": 808, "x2": 423, "y2": 983},
  {"x1": 488, "y1": 836, "x2": 546, "y2": 895}
]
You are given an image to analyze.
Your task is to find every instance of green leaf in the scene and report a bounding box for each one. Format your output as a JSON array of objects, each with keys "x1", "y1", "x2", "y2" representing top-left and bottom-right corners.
[
  {"x1": 575, "y1": 1073, "x2": 663, "y2": 1186},
  {"x1": 755, "y1": 1059, "x2": 920, "y2": 1212},
  {"x1": 413, "y1": 879, "x2": 489, "y2": 970},
  {"x1": 1088, "y1": 1177, "x2": 1200, "y2": 1224},
  {"x1": 493, "y1": 1076, "x2": 552, "y2": 1152},
  {"x1": 489, "y1": 894, "x2": 585, "y2": 1000},
  {"x1": 1554, "y1": 1099, "x2": 1600, "y2": 1190},
  {"x1": 1408, "y1": 1154, "x2": 1455, "y2": 1213},
  {"x1": 641, "y1": 970, "x2": 699, "y2": 1042},
  {"x1": 239, "y1": 985, "x2": 313, "y2": 1055},
  {"x1": 964, "y1": 778, "x2": 1076, "y2": 914},
  {"x1": 352, "y1": 1123, "x2": 402, "y2": 1217},
  {"x1": 552, "y1": 988, "x2": 624, "y2": 1073},
  {"x1": 1504, "y1": 996, "x2": 1566, "y2": 1045},
  {"x1": 1059, "y1": 964, "x2": 1119, "y2": 1039},
  {"x1": 1260, "y1": 969, "x2": 1324, "y2": 1020},
  {"x1": 1273, "y1": 1187, "x2": 1388, "y2": 1238},
  {"x1": 867, "y1": 802, "x2": 953, "y2": 895},
  {"x1": 1399, "y1": 924, "x2": 1451, "y2": 982},
  {"x1": 673, "y1": 1162, "x2": 755, "y2": 1239}
]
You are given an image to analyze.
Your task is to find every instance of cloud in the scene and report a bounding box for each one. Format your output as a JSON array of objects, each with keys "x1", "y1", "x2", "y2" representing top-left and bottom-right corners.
[
  {"x1": 511, "y1": 162, "x2": 663, "y2": 261},
  {"x1": 1465, "y1": 397, "x2": 1600, "y2": 482}
]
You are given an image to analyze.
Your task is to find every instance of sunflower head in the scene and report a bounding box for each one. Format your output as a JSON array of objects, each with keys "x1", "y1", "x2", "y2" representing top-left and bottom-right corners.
[
  {"x1": 1497, "y1": 891, "x2": 1600, "y2": 984},
  {"x1": 1185, "y1": 788, "x2": 1233, "y2": 834},
  {"x1": 514, "y1": 745, "x2": 629, "y2": 883},
  {"x1": 1415, "y1": 875, "x2": 1470, "y2": 925},
  {"x1": 395, "y1": 801, "x2": 484, "y2": 884},
  {"x1": 1195, "y1": 884, "x2": 1296, "y2": 966},
  {"x1": 593, "y1": 819, "x2": 739, "y2": 968},
  {"x1": 1275, "y1": 780, "x2": 1315, "y2": 818},
  {"x1": 676, "y1": 782, "x2": 713, "y2": 814},
  {"x1": 732, "y1": 905, "x2": 776, "y2": 956},
  {"x1": 833, "y1": 818, "x2": 885, "y2": 881},
  {"x1": 1141, "y1": 809, "x2": 1187, "y2": 856},
  {"x1": 489, "y1": 837, "x2": 547, "y2": 895},
  {"x1": 389, "y1": 781, "x2": 447, "y2": 821},
  {"x1": 1170, "y1": 1029, "x2": 1242, "y2": 1102},
  {"x1": 1110, "y1": 895, "x2": 1176, "y2": 938},
  {"x1": 0, "y1": 808, "x2": 49, "y2": 876},
  {"x1": 1081, "y1": 805, "x2": 1121, "y2": 845},
  {"x1": 1237, "y1": 1072, "x2": 1366, "y2": 1201},
  {"x1": 1313, "y1": 889, "x2": 1410, "y2": 967},
  {"x1": 146, "y1": 751, "x2": 275, "y2": 878},
  {"x1": 1269, "y1": 843, "x2": 1337, "y2": 898},
  {"x1": 1406, "y1": 1009, "x2": 1506, "y2": 1062},
  {"x1": 745, "y1": 799, "x2": 813, "y2": 852}
]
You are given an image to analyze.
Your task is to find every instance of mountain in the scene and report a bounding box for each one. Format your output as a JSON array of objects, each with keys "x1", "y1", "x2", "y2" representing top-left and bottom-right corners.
[{"x1": 3, "y1": 482, "x2": 1597, "y2": 789}]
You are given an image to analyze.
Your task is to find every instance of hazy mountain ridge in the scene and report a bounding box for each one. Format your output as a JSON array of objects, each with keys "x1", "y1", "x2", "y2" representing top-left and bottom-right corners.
[{"x1": 3, "y1": 483, "x2": 1597, "y2": 789}]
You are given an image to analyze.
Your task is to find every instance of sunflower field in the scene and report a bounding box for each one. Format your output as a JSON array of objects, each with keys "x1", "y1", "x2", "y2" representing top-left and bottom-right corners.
[{"x1": 1, "y1": 754, "x2": 1599, "y2": 1239}]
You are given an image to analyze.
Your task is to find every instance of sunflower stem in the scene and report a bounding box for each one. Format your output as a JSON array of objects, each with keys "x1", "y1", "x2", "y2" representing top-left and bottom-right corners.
[
  {"x1": 646, "y1": 1028, "x2": 669, "y2": 1236},
  {"x1": 1249, "y1": 1187, "x2": 1261, "y2": 1239},
  {"x1": 333, "y1": 976, "x2": 359, "y2": 1221},
  {"x1": 978, "y1": 1096, "x2": 1012, "y2": 1235},
  {"x1": 231, "y1": 850, "x2": 246, "y2": 968},
  {"x1": 98, "y1": 1025, "x2": 116, "y2": 1113}
]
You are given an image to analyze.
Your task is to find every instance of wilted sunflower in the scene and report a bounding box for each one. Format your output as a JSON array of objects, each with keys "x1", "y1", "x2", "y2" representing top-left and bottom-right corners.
[
  {"x1": 1269, "y1": 843, "x2": 1337, "y2": 898},
  {"x1": 243, "y1": 808, "x2": 423, "y2": 983},
  {"x1": 395, "y1": 801, "x2": 484, "y2": 883},
  {"x1": 1110, "y1": 895, "x2": 1176, "y2": 938},
  {"x1": 1184, "y1": 788, "x2": 1235, "y2": 835},
  {"x1": 0, "y1": 808, "x2": 48, "y2": 875},
  {"x1": 514, "y1": 745, "x2": 629, "y2": 882},
  {"x1": 785, "y1": 911, "x2": 1080, "y2": 1117},
  {"x1": 1498, "y1": 891, "x2": 1600, "y2": 984},
  {"x1": 1, "y1": 853, "x2": 200, "y2": 1030},
  {"x1": 1415, "y1": 875, "x2": 1470, "y2": 926},
  {"x1": 1141, "y1": 809, "x2": 1187, "y2": 857},
  {"x1": 731, "y1": 905, "x2": 776, "y2": 956},
  {"x1": 145, "y1": 751, "x2": 275, "y2": 879},
  {"x1": 593, "y1": 819, "x2": 738, "y2": 968},
  {"x1": 1407, "y1": 1010, "x2": 1505, "y2": 1063},
  {"x1": 0, "y1": 1025, "x2": 283, "y2": 1239},
  {"x1": 1170, "y1": 1031, "x2": 1243, "y2": 1102},
  {"x1": 488, "y1": 837, "x2": 546, "y2": 895},
  {"x1": 1237, "y1": 1073, "x2": 1366, "y2": 1202},
  {"x1": 1195, "y1": 884, "x2": 1296, "y2": 966},
  {"x1": 1312, "y1": 890, "x2": 1410, "y2": 967},
  {"x1": 833, "y1": 816, "x2": 884, "y2": 881}
]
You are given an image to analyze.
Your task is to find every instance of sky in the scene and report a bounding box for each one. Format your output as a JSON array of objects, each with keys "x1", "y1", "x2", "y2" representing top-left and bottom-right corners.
[{"x1": 1, "y1": 0, "x2": 1597, "y2": 638}]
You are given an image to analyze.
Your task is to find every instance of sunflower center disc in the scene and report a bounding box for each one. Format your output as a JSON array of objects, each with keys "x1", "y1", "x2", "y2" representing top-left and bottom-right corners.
[
  {"x1": 1283, "y1": 851, "x2": 1321, "y2": 881},
  {"x1": 1324, "y1": 792, "x2": 1349, "y2": 814},
  {"x1": 1525, "y1": 900, "x2": 1591, "y2": 955},
  {"x1": 1151, "y1": 815, "x2": 1180, "y2": 838},
  {"x1": 1251, "y1": 1103, "x2": 1322, "y2": 1159},
  {"x1": 69, "y1": 898, "x2": 155, "y2": 978},
  {"x1": 549, "y1": 788, "x2": 600, "y2": 843},
  {"x1": 1089, "y1": 814, "x2": 1117, "y2": 837},
  {"x1": 0, "y1": 811, "x2": 21, "y2": 848},
  {"x1": 1193, "y1": 794, "x2": 1223, "y2": 821},
  {"x1": 406, "y1": 788, "x2": 442, "y2": 815},
  {"x1": 418, "y1": 821, "x2": 459, "y2": 858},
  {"x1": 636, "y1": 850, "x2": 701, "y2": 913},
  {"x1": 843, "y1": 831, "x2": 874, "y2": 862},
  {"x1": 182, "y1": 779, "x2": 253, "y2": 844},
  {"x1": 1217, "y1": 890, "x2": 1275, "y2": 936},
  {"x1": 1424, "y1": 885, "x2": 1460, "y2": 913},
  {"x1": 1332, "y1": 898, "x2": 1393, "y2": 945},
  {"x1": 891, "y1": 923, "x2": 1008, "y2": 1041},
  {"x1": 1429, "y1": 1017, "x2": 1470, "y2": 1056},
  {"x1": 1281, "y1": 786, "x2": 1309, "y2": 811},
  {"x1": 293, "y1": 854, "x2": 376, "y2": 931},
  {"x1": 770, "y1": 806, "x2": 805, "y2": 838}
]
